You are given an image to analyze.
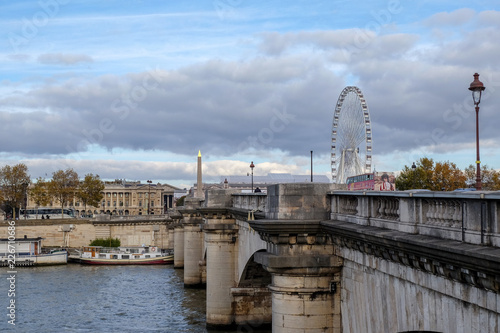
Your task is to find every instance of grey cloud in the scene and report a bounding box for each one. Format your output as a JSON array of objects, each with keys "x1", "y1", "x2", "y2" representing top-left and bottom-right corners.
[
  {"x1": 6, "y1": 54, "x2": 31, "y2": 62},
  {"x1": 257, "y1": 30, "x2": 379, "y2": 56},
  {"x1": 0, "y1": 56, "x2": 341, "y2": 158},
  {"x1": 478, "y1": 11, "x2": 500, "y2": 28},
  {"x1": 1, "y1": 19, "x2": 499, "y2": 166},
  {"x1": 37, "y1": 53, "x2": 94, "y2": 65},
  {"x1": 423, "y1": 8, "x2": 475, "y2": 27}
]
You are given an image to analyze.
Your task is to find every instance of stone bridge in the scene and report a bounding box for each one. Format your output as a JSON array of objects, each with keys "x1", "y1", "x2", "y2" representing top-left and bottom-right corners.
[{"x1": 171, "y1": 183, "x2": 500, "y2": 332}]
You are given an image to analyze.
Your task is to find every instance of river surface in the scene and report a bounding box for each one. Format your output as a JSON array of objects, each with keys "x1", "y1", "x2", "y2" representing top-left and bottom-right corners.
[{"x1": 1, "y1": 264, "x2": 269, "y2": 332}]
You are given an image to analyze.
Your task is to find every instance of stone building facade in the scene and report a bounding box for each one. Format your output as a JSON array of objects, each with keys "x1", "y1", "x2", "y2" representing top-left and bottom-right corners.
[{"x1": 26, "y1": 180, "x2": 180, "y2": 217}]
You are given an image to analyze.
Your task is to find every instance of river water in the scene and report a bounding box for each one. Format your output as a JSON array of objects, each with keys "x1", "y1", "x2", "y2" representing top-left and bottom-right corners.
[{"x1": 1, "y1": 264, "x2": 268, "y2": 332}]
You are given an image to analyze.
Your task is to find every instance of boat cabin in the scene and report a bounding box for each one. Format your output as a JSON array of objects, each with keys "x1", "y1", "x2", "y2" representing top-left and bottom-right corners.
[
  {"x1": 81, "y1": 245, "x2": 164, "y2": 260},
  {"x1": 0, "y1": 236, "x2": 43, "y2": 257}
]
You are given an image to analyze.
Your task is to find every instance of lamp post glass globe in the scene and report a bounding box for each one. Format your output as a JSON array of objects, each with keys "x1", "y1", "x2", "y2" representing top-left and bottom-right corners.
[
  {"x1": 411, "y1": 162, "x2": 416, "y2": 189},
  {"x1": 469, "y1": 73, "x2": 485, "y2": 105},
  {"x1": 468, "y1": 73, "x2": 486, "y2": 191}
]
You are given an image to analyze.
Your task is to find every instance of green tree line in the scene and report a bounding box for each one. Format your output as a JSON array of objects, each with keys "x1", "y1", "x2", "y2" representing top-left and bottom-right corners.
[{"x1": 0, "y1": 163, "x2": 105, "y2": 219}]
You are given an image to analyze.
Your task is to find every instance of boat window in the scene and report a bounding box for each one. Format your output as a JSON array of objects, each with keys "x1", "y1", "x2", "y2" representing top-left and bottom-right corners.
[
  {"x1": 122, "y1": 255, "x2": 129, "y2": 259},
  {"x1": 112, "y1": 255, "x2": 118, "y2": 259},
  {"x1": 145, "y1": 255, "x2": 150, "y2": 258},
  {"x1": 99, "y1": 254, "x2": 106, "y2": 258}
]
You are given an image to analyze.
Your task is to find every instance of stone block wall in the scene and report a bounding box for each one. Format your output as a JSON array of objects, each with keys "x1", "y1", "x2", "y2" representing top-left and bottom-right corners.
[
  {"x1": 340, "y1": 245, "x2": 500, "y2": 333},
  {"x1": 0, "y1": 220, "x2": 171, "y2": 248},
  {"x1": 267, "y1": 183, "x2": 334, "y2": 220}
]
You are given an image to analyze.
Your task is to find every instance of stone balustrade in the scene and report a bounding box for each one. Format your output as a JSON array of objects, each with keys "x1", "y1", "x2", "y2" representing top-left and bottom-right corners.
[{"x1": 330, "y1": 190, "x2": 500, "y2": 247}]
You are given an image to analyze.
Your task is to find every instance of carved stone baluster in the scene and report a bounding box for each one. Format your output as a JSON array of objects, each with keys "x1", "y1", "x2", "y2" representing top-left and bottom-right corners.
[
  {"x1": 452, "y1": 201, "x2": 461, "y2": 226},
  {"x1": 378, "y1": 199, "x2": 384, "y2": 218},
  {"x1": 439, "y1": 200, "x2": 445, "y2": 223},
  {"x1": 427, "y1": 200, "x2": 435, "y2": 223},
  {"x1": 389, "y1": 199, "x2": 395, "y2": 219},
  {"x1": 446, "y1": 200, "x2": 455, "y2": 227}
]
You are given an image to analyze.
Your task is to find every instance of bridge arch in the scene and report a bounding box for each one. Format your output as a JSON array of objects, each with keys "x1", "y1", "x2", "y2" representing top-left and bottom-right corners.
[
  {"x1": 237, "y1": 249, "x2": 271, "y2": 287},
  {"x1": 236, "y1": 220, "x2": 267, "y2": 285}
]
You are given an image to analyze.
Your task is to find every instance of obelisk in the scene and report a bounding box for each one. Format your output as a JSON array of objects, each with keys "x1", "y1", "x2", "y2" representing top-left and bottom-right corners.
[{"x1": 196, "y1": 150, "x2": 203, "y2": 198}]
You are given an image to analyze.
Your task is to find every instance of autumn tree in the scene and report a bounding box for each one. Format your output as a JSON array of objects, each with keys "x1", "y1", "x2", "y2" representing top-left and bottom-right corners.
[
  {"x1": 432, "y1": 161, "x2": 467, "y2": 191},
  {"x1": 396, "y1": 157, "x2": 434, "y2": 190},
  {"x1": 0, "y1": 163, "x2": 31, "y2": 219},
  {"x1": 464, "y1": 164, "x2": 500, "y2": 190},
  {"x1": 77, "y1": 173, "x2": 105, "y2": 216},
  {"x1": 30, "y1": 177, "x2": 51, "y2": 218},
  {"x1": 396, "y1": 158, "x2": 466, "y2": 191},
  {"x1": 48, "y1": 168, "x2": 79, "y2": 218}
]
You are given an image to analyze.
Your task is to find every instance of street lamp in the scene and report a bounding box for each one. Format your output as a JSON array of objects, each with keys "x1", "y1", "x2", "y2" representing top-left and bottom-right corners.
[
  {"x1": 411, "y1": 162, "x2": 416, "y2": 189},
  {"x1": 249, "y1": 161, "x2": 255, "y2": 192},
  {"x1": 147, "y1": 180, "x2": 152, "y2": 215},
  {"x1": 468, "y1": 73, "x2": 486, "y2": 191}
]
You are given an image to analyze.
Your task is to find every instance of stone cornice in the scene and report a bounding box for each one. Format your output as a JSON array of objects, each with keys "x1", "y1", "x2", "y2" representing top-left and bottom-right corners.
[
  {"x1": 248, "y1": 220, "x2": 322, "y2": 235},
  {"x1": 91, "y1": 219, "x2": 171, "y2": 226},
  {"x1": 228, "y1": 208, "x2": 265, "y2": 222},
  {"x1": 321, "y1": 220, "x2": 500, "y2": 292},
  {"x1": 248, "y1": 220, "x2": 330, "y2": 245},
  {"x1": 177, "y1": 208, "x2": 201, "y2": 218}
]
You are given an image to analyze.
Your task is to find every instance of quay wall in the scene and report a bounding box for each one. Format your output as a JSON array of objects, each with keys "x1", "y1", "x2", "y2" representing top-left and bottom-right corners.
[{"x1": 0, "y1": 219, "x2": 172, "y2": 248}]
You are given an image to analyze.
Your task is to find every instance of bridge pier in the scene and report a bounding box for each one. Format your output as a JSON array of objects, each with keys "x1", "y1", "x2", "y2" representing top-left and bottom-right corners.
[
  {"x1": 203, "y1": 215, "x2": 239, "y2": 328},
  {"x1": 253, "y1": 220, "x2": 343, "y2": 333},
  {"x1": 268, "y1": 268, "x2": 341, "y2": 333},
  {"x1": 182, "y1": 214, "x2": 204, "y2": 287},
  {"x1": 173, "y1": 224, "x2": 184, "y2": 268}
]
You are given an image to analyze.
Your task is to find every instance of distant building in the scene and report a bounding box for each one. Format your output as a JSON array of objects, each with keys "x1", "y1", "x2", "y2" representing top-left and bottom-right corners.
[
  {"x1": 26, "y1": 180, "x2": 180, "y2": 217},
  {"x1": 192, "y1": 173, "x2": 331, "y2": 193}
]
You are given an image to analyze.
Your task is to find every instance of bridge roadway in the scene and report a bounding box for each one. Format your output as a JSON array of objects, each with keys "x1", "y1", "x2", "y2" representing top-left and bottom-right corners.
[{"x1": 171, "y1": 183, "x2": 500, "y2": 332}]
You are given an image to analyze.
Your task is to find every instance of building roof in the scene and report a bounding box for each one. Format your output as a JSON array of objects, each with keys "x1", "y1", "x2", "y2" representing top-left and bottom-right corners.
[{"x1": 220, "y1": 173, "x2": 330, "y2": 184}]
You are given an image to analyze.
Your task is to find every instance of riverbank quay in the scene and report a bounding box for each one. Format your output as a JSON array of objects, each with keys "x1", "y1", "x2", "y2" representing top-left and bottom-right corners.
[{"x1": 0, "y1": 217, "x2": 173, "y2": 248}]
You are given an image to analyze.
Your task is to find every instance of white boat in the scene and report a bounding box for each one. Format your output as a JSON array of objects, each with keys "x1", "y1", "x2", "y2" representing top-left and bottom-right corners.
[
  {"x1": 0, "y1": 237, "x2": 67, "y2": 267},
  {"x1": 69, "y1": 245, "x2": 173, "y2": 265}
]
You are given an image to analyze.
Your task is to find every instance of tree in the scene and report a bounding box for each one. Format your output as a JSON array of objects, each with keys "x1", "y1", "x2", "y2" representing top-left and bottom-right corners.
[
  {"x1": 464, "y1": 164, "x2": 500, "y2": 190},
  {"x1": 0, "y1": 163, "x2": 30, "y2": 219},
  {"x1": 30, "y1": 177, "x2": 51, "y2": 219},
  {"x1": 77, "y1": 173, "x2": 105, "y2": 216},
  {"x1": 396, "y1": 158, "x2": 466, "y2": 191},
  {"x1": 48, "y1": 168, "x2": 79, "y2": 218},
  {"x1": 175, "y1": 195, "x2": 186, "y2": 207},
  {"x1": 432, "y1": 161, "x2": 466, "y2": 191},
  {"x1": 396, "y1": 157, "x2": 434, "y2": 190}
]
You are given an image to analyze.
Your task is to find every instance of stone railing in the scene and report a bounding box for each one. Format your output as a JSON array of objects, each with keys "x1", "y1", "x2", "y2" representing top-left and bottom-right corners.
[
  {"x1": 232, "y1": 193, "x2": 267, "y2": 212},
  {"x1": 330, "y1": 191, "x2": 500, "y2": 247}
]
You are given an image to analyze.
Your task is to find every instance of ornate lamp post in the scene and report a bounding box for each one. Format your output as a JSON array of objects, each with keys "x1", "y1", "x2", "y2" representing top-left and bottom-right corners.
[
  {"x1": 468, "y1": 73, "x2": 486, "y2": 191},
  {"x1": 249, "y1": 161, "x2": 255, "y2": 192},
  {"x1": 147, "y1": 180, "x2": 152, "y2": 215}
]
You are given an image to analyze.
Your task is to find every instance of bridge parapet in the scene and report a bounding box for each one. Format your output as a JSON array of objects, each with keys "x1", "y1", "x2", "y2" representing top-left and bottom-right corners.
[
  {"x1": 330, "y1": 190, "x2": 500, "y2": 247},
  {"x1": 232, "y1": 193, "x2": 267, "y2": 211}
]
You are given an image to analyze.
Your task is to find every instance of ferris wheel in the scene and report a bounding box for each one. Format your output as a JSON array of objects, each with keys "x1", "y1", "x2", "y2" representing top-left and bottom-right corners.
[{"x1": 331, "y1": 86, "x2": 372, "y2": 184}]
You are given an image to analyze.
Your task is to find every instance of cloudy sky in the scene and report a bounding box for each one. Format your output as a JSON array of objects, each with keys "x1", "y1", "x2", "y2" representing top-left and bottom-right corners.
[{"x1": 0, "y1": 0, "x2": 498, "y2": 188}]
